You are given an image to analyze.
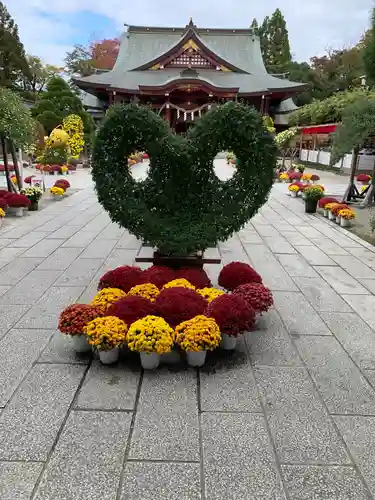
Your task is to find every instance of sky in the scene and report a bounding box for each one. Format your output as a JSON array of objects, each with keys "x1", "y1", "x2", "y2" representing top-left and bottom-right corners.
[{"x1": 5, "y1": 0, "x2": 374, "y2": 67}]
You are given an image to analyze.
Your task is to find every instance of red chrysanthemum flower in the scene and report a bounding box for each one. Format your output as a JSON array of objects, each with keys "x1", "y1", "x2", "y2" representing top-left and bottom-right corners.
[
  {"x1": 154, "y1": 287, "x2": 207, "y2": 327},
  {"x1": 218, "y1": 261, "x2": 262, "y2": 291},
  {"x1": 0, "y1": 198, "x2": 7, "y2": 209},
  {"x1": 106, "y1": 295, "x2": 154, "y2": 326},
  {"x1": 176, "y1": 267, "x2": 212, "y2": 288},
  {"x1": 357, "y1": 174, "x2": 371, "y2": 183},
  {"x1": 54, "y1": 179, "x2": 70, "y2": 191},
  {"x1": 6, "y1": 193, "x2": 31, "y2": 207},
  {"x1": 311, "y1": 174, "x2": 320, "y2": 181},
  {"x1": 233, "y1": 283, "x2": 273, "y2": 313},
  {"x1": 98, "y1": 265, "x2": 143, "y2": 292},
  {"x1": 58, "y1": 304, "x2": 104, "y2": 335},
  {"x1": 141, "y1": 265, "x2": 176, "y2": 288},
  {"x1": 289, "y1": 171, "x2": 302, "y2": 180},
  {"x1": 0, "y1": 189, "x2": 10, "y2": 197},
  {"x1": 318, "y1": 197, "x2": 338, "y2": 208},
  {"x1": 24, "y1": 176, "x2": 35, "y2": 184},
  {"x1": 207, "y1": 294, "x2": 255, "y2": 336}
]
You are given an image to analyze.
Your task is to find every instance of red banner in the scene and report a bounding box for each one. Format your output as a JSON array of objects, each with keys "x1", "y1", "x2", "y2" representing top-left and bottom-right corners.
[{"x1": 302, "y1": 124, "x2": 337, "y2": 135}]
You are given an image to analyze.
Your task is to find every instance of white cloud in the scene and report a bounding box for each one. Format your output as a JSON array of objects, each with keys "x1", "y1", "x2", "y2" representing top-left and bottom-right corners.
[{"x1": 4, "y1": 0, "x2": 374, "y2": 65}]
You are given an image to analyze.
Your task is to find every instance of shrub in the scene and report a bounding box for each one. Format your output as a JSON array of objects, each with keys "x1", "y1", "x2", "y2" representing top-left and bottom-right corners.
[
  {"x1": 141, "y1": 265, "x2": 176, "y2": 288},
  {"x1": 92, "y1": 102, "x2": 276, "y2": 255},
  {"x1": 6, "y1": 193, "x2": 31, "y2": 207},
  {"x1": 233, "y1": 283, "x2": 273, "y2": 313},
  {"x1": 176, "y1": 267, "x2": 211, "y2": 288},
  {"x1": 207, "y1": 294, "x2": 256, "y2": 336},
  {"x1": 154, "y1": 287, "x2": 207, "y2": 327},
  {"x1": 58, "y1": 304, "x2": 104, "y2": 335},
  {"x1": 318, "y1": 197, "x2": 338, "y2": 208},
  {"x1": 218, "y1": 261, "x2": 262, "y2": 291},
  {"x1": 107, "y1": 295, "x2": 154, "y2": 325},
  {"x1": 98, "y1": 265, "x2": 143, "y2": 292}
]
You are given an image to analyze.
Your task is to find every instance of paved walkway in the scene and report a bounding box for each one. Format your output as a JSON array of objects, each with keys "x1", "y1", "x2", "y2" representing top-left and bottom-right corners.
[{"x1": 1, "y1": 167, "x2": 375, "y2": 499}]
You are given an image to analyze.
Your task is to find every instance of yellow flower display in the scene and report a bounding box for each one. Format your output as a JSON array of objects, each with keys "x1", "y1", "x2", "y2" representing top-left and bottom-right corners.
[
  {"x1": 0, "y1": 208, "x2": 5, "y2": 218},
  {"x1": 175, "y1": 315, "x2": 221, "y2": 352},
  {"x1": 301, "y1": 173, "x2": 312, "y2": 181},
  {"x1": 324, "y1": 202, "x2": 338, "y2": 211},
  {"x1": 197, "y1": 287, "x2": 225, "y2": 303},
  {"x1": 315, "y1": 185, "x2": 325, "y2": 192},
  {"x1": 338, "y1": 209, "x2": 356, "y2": 220},
  {"x1": 128, "y1": 283, "x2": 159, "y2": 301},
  {"x1": 91, "y1": 287, "x2": 126, "y2": 309},
  {"x1": 163, "y1": 278, "x2": 195, "y2": 290},
  {"x1": 288, "y1": 184, "x2": 299, "y2": 192},
  {"x1": 83, "y1": 316, "x2": 127, "y2": 351},
  {"x1": 279, "y1": 173, "x2": 289, "y2": 180},
  {"x1": 62, "y1": 114, "x2": 85, "y2": 157},
  {"x1": 60, "y1": 165, "x2": 68, "y2": 173},
  {"x1": 50, "y1": 186, "x2": 65, "y2": 196},
  {"x1": 127, "y1": 315, "x2": 174, "y2": 354}
]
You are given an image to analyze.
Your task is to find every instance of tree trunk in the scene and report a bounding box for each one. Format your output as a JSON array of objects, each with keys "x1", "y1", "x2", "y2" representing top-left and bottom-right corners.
[
  {"x1": 343, "y1": 148, "x2": 359, "y2": 202},
  {"x1": 0, "y1": 134, "x2": 13, "y2": 192},
  {"x1": 361, "y1": 156, "x2": 375, "y2": 207},
  {"x1": 8, "y1": 139, "x2": 22, "y2": 190}
]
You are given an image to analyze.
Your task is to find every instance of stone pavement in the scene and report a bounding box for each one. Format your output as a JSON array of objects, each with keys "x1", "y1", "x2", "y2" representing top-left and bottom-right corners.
[{"x1": 1, "y1": 170, "x2": 375, "y2": 499}]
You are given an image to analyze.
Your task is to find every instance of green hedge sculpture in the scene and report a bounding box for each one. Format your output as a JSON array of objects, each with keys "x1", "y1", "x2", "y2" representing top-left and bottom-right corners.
[{"x1": 92, "y1": 101, "x2": 276, "y2": 255}]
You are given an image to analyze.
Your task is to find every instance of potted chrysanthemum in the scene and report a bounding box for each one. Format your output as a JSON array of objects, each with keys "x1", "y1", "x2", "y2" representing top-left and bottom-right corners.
[
  {"x1": 20, "y1": 186, "x2": 43, "y2": 211},
  {"x1": 50, "y1": 186, "x2": 65, "y2": 200},
  {"x1": 175, "y1": 315, "x2": 221, "y2": 366},
  {"x1": 58, "y1": 304, "x2": 104, "y2": 352},
  {"x1": 288, "y1": 184, "x2": 299, "y2": 198},
  {"x1": 127, "y1": 315, "x2": 174, "y2": 369},
  {"x1": 83, "y1": 316, "x2": 128, "y2": 364},
  {"x1": 304, "y1": 186, "x2": 324, "y2": 213},
  {"x1": 0, "y1": 207, "x2": 5, "y2": 227},
  {"x1": 338, "y1": 208, "x2": 356, "y2": 227}
]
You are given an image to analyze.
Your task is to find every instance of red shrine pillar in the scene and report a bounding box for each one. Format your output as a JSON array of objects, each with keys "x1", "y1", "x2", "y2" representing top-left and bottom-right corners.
[{"x1": 164, "y1": 104, "x2": 171, "y2": 124}]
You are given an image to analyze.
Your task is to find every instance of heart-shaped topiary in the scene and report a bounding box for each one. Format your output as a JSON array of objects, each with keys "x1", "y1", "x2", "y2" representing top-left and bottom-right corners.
[{"x1": 92, "y1": 101, "x2": 276, "y2": 255}]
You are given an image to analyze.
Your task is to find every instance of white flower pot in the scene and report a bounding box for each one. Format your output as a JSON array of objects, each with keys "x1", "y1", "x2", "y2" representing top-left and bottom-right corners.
[
  {"x1": 99, "y1": 347, "x2": 119, "y2": 364},
  {"x1": 328, "y1": 211, "x2": 336, "y2": 221},
  {"x1": 290, "y1": 192, "x2": 297, "y2": 198},
  {"x1": 340, "y1": 218, "x2": 351, "y2": 228},
  {"x1": 71, "y1": 334, "x2": 91, "y2": 353},
  {"x1": 140, "y1": 352, "x2": 160, "y2": 370},
  {"x1": 15, "y1": 207, "x2": 23, "y2": 217},
  {"x1": 323, "y1": 209, "x2": 328, "y2": 217},
  {"x1": 336, "y1": 216, "x2": 340, "y2": 224},
  {"x1": 186, "y1": 350, "x2": 207, "y2": 367},
  {"x1": 220, "y1": 334, "x2": 237, "y2": 350},
  {"x1": 52, "y1": 194, "x2": 63, "y2": 200}
]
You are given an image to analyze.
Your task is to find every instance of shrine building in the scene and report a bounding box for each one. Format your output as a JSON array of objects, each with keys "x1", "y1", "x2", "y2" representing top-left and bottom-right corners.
[{"x1": 75, "y1": 19, "x2": 304, "y2": 133}]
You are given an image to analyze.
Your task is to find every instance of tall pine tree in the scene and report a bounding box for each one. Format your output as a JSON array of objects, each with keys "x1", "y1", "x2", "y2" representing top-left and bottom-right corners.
[
  {"x1": 250, "y1": 18, "x2": 259, "y2": 35},
  {"x1": 266, "y1": 9, "x2": 291, "y2": 72},
  {"x1": 0, "y1": 1, "x2": 30, "y2": 88}
]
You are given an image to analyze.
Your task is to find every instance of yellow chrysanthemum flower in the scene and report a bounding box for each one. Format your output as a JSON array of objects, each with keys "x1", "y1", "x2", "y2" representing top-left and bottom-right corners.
[
  {"x1": 175, "y1": 315, "x2": 221, "y2": 352},
  {"x1": 0, "y1": 208, "x2": 5, "y2": 218},
  {"x1": 197, "y1": 287, "x2": 225, "y2": 303},
  {"x1": 91, "y1": 287, "x2": 126, "y2": 309},
  {"x1": 163, "y1": 278, "x2": 195, "y2": 290},
  {"x1": 128, "y1": 283, "x2": 159, "y2": 302},
  {"x1": 83, "y1": 316, "x2": 127, "y2": 350},
  {"x1": 127, "y1": 315, "x2": 174, "y2": 354}
]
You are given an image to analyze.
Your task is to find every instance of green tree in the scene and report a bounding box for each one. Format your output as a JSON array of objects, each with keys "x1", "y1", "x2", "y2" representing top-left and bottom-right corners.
[
  {"x1": 0, "y1": 87, "x2": 34, "y2": 189},
  {"x1": 266, "y1": 9, "x2": 291, "y2": 71},
  {"x1": 19, "y1": 55, "x2": 62, "y2": 101},
  {"x1": 250, "y1": 18, "x2": 259, "y2": 35},
  {"x1": 364, "y1": 8, "x2": 375, "y2": 87},
  {"x1": 31, "y1": 76, "x2": 93, "y2": 136},
  {"x1": 0, "y1": 0, "x2": 30, "y2": 88},
  {"x1": 64, "y1": 44, "x2": 94, "y2": 77}
]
